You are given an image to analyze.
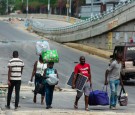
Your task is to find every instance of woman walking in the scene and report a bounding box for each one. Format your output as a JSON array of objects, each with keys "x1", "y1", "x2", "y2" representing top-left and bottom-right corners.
[
  {"x1": 43, "y1": 62, "x2": 59, "y2": 109},
  {"x1": 30, "y1": 55, "x2": 47, "y2": 104}
]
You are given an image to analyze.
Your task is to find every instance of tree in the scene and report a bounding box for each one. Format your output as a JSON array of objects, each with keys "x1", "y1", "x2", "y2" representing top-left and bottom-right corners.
[
  {"x1": 0, "y1": 0, "x2": 6, "y2": 15},
  {"x1": 72, "y1": 0, "x2": 85, "y2": 17},
  {"x1": 57, "y1": 0, "x2": 66, "y2": 15}
]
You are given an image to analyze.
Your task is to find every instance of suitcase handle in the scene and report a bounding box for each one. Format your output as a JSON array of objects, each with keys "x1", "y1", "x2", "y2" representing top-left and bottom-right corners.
[{"x1": 102, "y1": 85, "x2": 108, "y2": 92}]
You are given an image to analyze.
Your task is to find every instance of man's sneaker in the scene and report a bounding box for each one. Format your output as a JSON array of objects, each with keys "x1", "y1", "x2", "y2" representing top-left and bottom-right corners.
[
  {"x1": 46, "y1": 106, "x2": 49, "y2": 109},
  {"x1": 110, "y1": 106, "x2": 116, "y2": 110},
  {"x1": 5, "y1": 105, "x2": 10, "y2": 109},
  {"x1": 49, "y1": 105, "x2": 52, "y2": 108},
  {"x1": 112, "y1": 107, "x2": 116, "y2": 110}
]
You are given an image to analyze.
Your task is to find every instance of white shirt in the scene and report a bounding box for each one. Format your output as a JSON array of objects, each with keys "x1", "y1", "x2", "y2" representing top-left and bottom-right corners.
[{"x1": 36, "y1": 61, "x2": 47, "y2": 76}]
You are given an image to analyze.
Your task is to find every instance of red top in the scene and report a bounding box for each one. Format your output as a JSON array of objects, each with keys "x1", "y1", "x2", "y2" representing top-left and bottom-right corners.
[{"x1": 74, "y1": 63, "x2": 91, "y2": 80}]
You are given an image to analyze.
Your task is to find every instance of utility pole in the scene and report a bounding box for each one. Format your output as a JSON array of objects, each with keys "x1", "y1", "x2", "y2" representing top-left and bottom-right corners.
[
  {"x1": 48, "y1": 0, "x2": 50, "y2": 14},
  {"x1": 6, "y1": 0, "x2": 8, "y2": 14},
  {"x1": 26, "y1": 0, "x2": 28, "y2": 18},
  {"x1": 66, "y1": 0, "x2": 69, "y2": 22},
  {"x1": 69, "y1": 0, "x2": 72, "y2": 16},
  {"x1": 91, "y1": 0, "x2": 93, "y2": 17}
]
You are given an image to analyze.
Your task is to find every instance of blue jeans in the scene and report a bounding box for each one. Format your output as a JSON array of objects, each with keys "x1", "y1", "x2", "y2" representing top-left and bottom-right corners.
[
  {"x1": 45, "y1": 83, "x2": 55, "y2": 106},
  {"x1": 109, "y1": 79, "x2": 120, "y2": 107}
]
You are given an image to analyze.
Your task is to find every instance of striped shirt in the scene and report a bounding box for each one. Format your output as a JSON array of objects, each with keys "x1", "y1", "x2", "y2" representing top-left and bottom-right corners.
[{"x1": 8, "y1": 58, "x2": 24, "y2": 80}]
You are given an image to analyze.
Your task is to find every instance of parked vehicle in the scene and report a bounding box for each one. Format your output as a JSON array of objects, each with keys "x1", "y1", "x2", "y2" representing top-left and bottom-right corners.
[{"x1": 110, "y1": 43, "x2": 135, "y2": 81}]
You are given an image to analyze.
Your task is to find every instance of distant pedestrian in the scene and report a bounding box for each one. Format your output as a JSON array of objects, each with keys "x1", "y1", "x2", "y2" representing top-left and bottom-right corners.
[
  {"x1": 30, "y1": 55, "x2": 47, "y2": 104},
  {"x1": 104, "y1": 52, "x2": 123, "y2": 110},
  {"x1": 43, "y1": 62, "x2": 59, "y2": 109},
  {"x1": 5, "y1": 51, "x2": 24, "y2": 110},
  {"x1": 72, "y1": 56, "x2": 92, "y2": 111}
]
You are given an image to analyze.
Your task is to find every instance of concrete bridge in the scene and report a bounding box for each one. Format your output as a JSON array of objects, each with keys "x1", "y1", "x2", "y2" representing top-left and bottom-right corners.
[{"x1": 30, "y1": 0, "x2": 135, "y2": 50}]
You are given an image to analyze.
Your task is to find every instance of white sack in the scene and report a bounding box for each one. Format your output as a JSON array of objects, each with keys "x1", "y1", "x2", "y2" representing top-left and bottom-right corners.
[
  {"x1": 36, "y1": 40, "x2": 50, "y2": 55},
  {"x1": 46, "y1": 74, "x2": 59, "y2": 85}
]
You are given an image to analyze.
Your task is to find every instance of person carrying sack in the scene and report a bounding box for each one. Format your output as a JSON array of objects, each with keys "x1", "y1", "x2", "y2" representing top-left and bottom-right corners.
[
  {"x1": 30, "y1": 55, "x2": 47, "y2": 104},
  {"x1": 104, "y1": 52, "x2": 124, "y2": 110},
  {"x1": 43, "y1": 62, "x2": 59, "y2": 109}
]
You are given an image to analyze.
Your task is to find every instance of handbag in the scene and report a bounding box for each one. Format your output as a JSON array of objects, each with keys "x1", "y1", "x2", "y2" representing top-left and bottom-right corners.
[
  {"x1": 46, "y1": 74, "x2": 59, "y2": 85},
  {"x1": 89, "y1": 85, "x2": 109, "y2": 106},
  {"x1": 118, "y1": 86, "x2": 128, "y2": 106},
  {"x1": 35, "y1": 73, "x2": 42, "y2": 78},
  {"x1": 34, "y1": 83, "x2": 44, "y2": 94}
]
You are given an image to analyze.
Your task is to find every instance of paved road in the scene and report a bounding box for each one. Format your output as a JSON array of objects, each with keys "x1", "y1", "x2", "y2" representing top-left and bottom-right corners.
[
  {"x1": 34, "y1": 19, "x2": 72, "y2": 28},
  {"x1": 0, "y1": 20, "x2": 135, "y2": 113}
]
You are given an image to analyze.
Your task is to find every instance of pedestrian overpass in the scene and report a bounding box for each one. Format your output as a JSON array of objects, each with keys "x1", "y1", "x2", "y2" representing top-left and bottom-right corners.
[{"x1": 30, "y1": 0, "x2": 135, "y2": 50}]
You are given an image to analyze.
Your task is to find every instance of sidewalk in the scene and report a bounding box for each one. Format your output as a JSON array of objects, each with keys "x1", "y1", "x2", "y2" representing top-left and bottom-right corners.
[{"x1": 0, "y1": 86, "x2": 134, "y2": 115}]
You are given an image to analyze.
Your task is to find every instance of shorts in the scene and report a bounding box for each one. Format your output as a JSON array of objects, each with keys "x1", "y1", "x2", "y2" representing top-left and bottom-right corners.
[{"x1": 76, "y1": 81, "x2": 91, "y2": 97}]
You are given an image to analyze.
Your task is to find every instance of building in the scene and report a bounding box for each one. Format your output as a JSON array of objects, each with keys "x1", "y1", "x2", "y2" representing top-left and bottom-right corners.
[{"x1": 80, "y1": 0, "x2": 120, "y2": 19}]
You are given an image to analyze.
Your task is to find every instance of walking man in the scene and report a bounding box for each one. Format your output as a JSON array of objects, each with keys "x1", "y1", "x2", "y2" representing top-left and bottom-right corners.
[
  {"x1": 104, "y1": 52, "x2": 123, "y2": 109},
  {"x1": 5, "y1": 51, "x2": 24, "y2": 110},
  {"x1": 72, "y1": 56, "x2": 92, "y2": 111}
]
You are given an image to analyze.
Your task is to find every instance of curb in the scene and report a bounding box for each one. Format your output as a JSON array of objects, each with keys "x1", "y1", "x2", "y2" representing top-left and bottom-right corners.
[
  {"x1": 64, "y1": 43, "x2": 112, "y2": 59},
  {"x1": 5, "y1": 109, "x2": 134, "y2": 115}
]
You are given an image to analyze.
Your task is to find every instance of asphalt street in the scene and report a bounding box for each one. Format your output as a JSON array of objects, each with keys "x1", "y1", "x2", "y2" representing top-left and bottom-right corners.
[{"x1": 0, "y1": 19, "x2": 135, "y2": 114}]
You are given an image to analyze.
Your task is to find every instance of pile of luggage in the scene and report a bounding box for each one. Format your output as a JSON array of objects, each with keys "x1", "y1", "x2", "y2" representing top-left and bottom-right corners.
[{"x1": 36, "y1": 40, "x2": 59, "y2": 63}]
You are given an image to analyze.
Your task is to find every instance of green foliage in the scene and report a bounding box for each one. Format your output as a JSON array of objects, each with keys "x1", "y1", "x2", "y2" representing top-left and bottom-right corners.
[
  {"x1": 13, "y1": 0, "x2": 58, "y2": 12},
  {"x1": 0, "y1": 0, "x2": 6, "y2": 15}
]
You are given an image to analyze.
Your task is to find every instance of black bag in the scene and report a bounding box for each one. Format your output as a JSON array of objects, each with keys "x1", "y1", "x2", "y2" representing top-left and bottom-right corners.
[
  {"x1": 118, "y1": 86, "x2": 128, "y2": 106},
  {"x1": 35, "y1": 73, "x2": 42, "y2": 78},
  {"x1": 34, "y1": 83, "x2": 44, "y2": 95}
]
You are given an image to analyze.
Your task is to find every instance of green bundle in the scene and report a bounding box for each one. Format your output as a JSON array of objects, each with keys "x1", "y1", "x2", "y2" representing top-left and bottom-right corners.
[{"x1": 42, "y1": 50, "x2": 59, "y2": 63}]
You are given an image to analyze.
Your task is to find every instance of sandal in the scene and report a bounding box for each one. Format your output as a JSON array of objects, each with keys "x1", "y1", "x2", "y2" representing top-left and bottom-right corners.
[
  {"x1": 74, "y1": 104, "x2": 78, "y2": 109},
  {"x1": 85, "y1": 107, "x2": 89, "y2": 111}
]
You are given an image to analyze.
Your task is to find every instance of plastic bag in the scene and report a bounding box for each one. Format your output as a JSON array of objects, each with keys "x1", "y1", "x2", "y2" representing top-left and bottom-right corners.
[
  {"x1": 42, "y1": 50, "x2": 59, "y2": 63},
  {"x1": 46, "y1": 74, "x2": 59, "y2": 85},
  {"x1": 36, "y1": 40, "x2": 50, "y2": 55},
  {"x1": 28, "y1": 81, "x2": 34, "y2": 87}
]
